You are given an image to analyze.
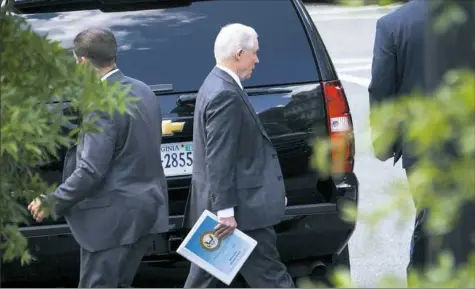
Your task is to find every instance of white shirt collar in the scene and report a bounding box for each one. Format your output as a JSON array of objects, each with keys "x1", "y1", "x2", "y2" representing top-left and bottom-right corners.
[
  {"x1": 101, "y1": 68, "x2": 119, "y2": 82},
  {"x1": 216, "y1": 64, "x2": 243, "y2": 90}
]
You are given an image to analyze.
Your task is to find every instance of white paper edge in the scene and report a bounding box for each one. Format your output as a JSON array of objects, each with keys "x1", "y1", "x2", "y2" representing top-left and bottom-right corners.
[{"x1": 176, "y1": 210, "x2": 258, "y2": 285}]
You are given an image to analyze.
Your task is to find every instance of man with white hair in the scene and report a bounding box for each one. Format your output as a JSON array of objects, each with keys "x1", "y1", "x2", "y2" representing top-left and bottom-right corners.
[{"x1": 182, "y1": 23, "x2": 295, "y2": 288}]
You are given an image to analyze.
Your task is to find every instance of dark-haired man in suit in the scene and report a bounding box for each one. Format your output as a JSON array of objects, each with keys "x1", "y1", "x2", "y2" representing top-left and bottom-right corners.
[{"x1": 28, "y1": 27, "x2": 169, "y2": 288}]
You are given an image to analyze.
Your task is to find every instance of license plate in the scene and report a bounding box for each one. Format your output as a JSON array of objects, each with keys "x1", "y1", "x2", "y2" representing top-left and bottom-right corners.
[{"x1": 161, "y1": 142, "x2": 193, "y2": 177}]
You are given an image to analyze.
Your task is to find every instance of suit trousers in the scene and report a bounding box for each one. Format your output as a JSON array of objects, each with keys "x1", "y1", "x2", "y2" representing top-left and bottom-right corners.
[
  {"x1": 78, "y1": 234, "x2": 154, "y2": 288},
  {"x1": 183, "y1": 226, "x2": 295, "y2": 288},
  {"x1": 405, "y1": 168, "x2": 429, "y2": 275}
]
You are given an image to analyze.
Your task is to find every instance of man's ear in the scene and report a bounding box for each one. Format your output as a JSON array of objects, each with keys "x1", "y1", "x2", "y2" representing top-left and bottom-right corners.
[{"x1": 234, "y1": 49, "x2": 243, "y2": 61}]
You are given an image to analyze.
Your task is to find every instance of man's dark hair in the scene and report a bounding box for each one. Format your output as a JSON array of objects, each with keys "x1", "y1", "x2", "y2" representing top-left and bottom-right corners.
[{"x1": 73, "y1": 28, "x2": 117, "y2": 68}]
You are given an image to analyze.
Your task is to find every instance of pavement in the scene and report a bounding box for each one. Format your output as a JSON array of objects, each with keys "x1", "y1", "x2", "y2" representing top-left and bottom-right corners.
[{"x1": 307, "y1": 3, "x2": 416, "y2": 287}]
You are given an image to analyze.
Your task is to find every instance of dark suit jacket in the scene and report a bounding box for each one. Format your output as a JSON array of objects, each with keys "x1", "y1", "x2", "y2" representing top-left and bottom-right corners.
[
  {"x1": 368, "y1": 0, "x2": 427, "y2": 169},
  {"x1": 183, "y1": 67, "x2": 286, "y2": 231},
  {"x1": 51, "y1": 70, "x2": 169, "y2": 252}
]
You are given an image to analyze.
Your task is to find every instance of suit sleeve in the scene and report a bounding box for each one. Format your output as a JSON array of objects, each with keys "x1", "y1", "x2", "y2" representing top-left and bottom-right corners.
[
  {"x1": 368, "y1": 17, "x2": 396, "y2": 107},
  {"x1": 50, "y1": 111, "x2": 118, "y2": 217},
  {"x1": 368, "y1": 17, "x2": 400, "y2": 161},
  {"x1": 204, "y1": 90, "x2": 242, "y2": 212}
]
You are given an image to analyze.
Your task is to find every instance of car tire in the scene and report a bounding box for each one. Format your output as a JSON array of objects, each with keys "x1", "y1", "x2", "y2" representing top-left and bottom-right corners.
[
  {"x1": 328, "y1": 245, "x2": 351, "y2": 287},
  {"x1": 294, "y1": 246, "x2": 351, "y2": 288},
  {"x1": 334, "y1": 245, "x2": 351, "y2": 270}
]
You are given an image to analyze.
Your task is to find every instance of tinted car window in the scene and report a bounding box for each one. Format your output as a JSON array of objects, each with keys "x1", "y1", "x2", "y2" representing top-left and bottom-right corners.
[{"x1": 23, "y1": 0, "x2": 319, "y2": 93}]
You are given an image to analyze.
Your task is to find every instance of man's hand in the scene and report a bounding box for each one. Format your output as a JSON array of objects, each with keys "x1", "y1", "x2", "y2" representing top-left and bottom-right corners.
[
  {"x1": 214, "y1": 216, "x2": 237, "y2": 240},
  {"x1": 28, "y1": 197, "x2": 46, "y2": 223}
]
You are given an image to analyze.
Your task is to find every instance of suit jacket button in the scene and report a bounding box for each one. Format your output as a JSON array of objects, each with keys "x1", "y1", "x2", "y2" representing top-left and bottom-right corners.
[
  {"x1": 277, "y1": 176, "x2": 282, "y2": 181},
  {"x1": 272, "y1": 154, "x2": 277, "y2": 158}
]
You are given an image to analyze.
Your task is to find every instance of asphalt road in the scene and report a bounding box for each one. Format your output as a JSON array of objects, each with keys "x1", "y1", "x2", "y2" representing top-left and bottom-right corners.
[
  {"x1": 307, "y1": 3, "x2": 416, "y2": 287},
  {"x1": 3, "y1": 3, "x2": 416, "y2": 288}
]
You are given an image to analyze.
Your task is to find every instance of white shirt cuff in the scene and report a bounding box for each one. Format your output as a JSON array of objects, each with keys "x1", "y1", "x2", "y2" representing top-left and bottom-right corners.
[
  {"x1": 217, "y1": 207, "x2": 234, "y2": 218},
  {"x1": 217, "y1": 198, "x2": 286, "y2": 218}
]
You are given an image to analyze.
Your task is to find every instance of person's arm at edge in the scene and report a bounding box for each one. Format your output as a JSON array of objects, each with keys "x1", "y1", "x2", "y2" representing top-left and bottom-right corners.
[
  {"x1": 368, "y1": 17, "x2": 398, "y2": 161},
  {"x1": 368, "y1": 17, "x2": 397, "y2": 106},
  {"x1": 47, "y1": 111, "x2": 118, "y2": 218},
  {"x1": 205, "y1": 90, "x2": 243, "y2": 216}
]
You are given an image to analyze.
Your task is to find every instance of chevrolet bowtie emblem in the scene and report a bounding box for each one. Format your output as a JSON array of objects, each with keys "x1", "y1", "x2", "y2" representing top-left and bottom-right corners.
[{"x1": 162, "y1": 120, "x2": 185, "y2": 136}]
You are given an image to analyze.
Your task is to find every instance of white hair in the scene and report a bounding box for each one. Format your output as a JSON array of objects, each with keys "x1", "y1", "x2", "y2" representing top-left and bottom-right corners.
[{"x1": 214, "y1": 23, "x2": 258, "y2": 62}]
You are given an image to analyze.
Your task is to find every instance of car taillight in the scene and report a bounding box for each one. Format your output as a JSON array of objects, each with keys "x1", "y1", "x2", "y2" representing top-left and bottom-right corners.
[{"x1": 321, "y1": 80, "x2": 355, "y2": 174}]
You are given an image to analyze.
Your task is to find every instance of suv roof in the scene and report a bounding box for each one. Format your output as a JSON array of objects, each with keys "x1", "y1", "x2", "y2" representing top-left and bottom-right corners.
[{"x1": 20, "y1": 0, "x2": 322, "y2": 94}]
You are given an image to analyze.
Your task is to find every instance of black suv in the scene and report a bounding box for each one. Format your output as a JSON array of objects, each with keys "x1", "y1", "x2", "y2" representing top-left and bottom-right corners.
[{"x1": 3, "y1": 0, "x2": 359, "y2": 286}]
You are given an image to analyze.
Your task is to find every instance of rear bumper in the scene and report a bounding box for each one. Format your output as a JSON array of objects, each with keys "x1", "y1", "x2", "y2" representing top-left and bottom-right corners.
[
  {"x1": 2, "y1": 173, "x2": 358, "y2": 283},
  {"x1": 17, "y1": 215, "x2": 185, "y2": 239},
  {"x1": 16, "y1": 204, "x2": 346, "y2": 240}
]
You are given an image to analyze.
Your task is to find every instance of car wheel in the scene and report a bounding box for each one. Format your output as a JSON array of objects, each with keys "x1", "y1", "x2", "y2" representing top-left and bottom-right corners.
[{"x1": 294, "y1": 246, "x2": 351, "y2": 288}]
